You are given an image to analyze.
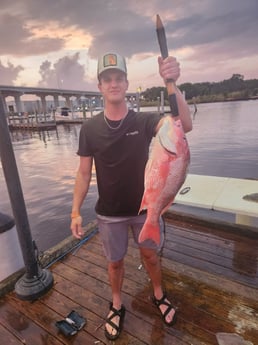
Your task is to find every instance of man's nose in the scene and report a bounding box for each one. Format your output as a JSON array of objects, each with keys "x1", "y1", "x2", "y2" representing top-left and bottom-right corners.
[{"x1": 110, "y1": 78, "x2": 119, "y2": 86}]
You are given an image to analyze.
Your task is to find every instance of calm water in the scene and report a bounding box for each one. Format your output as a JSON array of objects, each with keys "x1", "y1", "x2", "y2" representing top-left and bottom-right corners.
[{"x1": 0, "y1": 100, "x2": 258, "y2": 251}]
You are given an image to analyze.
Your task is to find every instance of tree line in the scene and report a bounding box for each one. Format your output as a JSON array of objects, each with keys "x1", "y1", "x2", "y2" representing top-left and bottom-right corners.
[{"x1": 141, "y1": 74, "x2": 258, "y2": 104}]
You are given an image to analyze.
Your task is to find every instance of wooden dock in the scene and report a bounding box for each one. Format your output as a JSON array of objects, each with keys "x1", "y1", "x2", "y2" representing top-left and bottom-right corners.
[
  {"x1": 0, "y1": 213, "x2": 257, "y2": 344},
  {"x1": 7, "y1": 114, "x2": 84, "y2": 131},
  {"x1": 8, "y1": 115, "x2": 57, "y2": 131}
]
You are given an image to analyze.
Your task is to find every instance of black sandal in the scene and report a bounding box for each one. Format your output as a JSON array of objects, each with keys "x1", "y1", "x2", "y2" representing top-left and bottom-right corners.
[
  {"x1": 152, "y1": 293, "x2": 177, "y2": 326},
  {"x1": 104, "y1": 302, "x2": 126, "y2": 340}
]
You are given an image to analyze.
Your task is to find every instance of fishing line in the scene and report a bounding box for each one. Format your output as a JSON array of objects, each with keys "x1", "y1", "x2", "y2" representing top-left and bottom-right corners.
[{"x1": 44, "y1": 227, "x2": 98, "y2": 268}]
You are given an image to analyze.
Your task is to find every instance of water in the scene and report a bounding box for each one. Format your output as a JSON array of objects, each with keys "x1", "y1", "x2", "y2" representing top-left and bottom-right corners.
[
  {"x1": 0, "y1": 100, "x2": 258, "y2": 251},
  {"x1": 0, "y1": 124, "x2": 98, "y2": 251},
  {"x1": 187, "y1": 100, "x2": 258, "y2": 179}
]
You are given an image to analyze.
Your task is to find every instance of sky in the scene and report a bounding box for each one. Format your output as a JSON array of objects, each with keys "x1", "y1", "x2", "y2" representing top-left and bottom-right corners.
[{"x1": 0, "y1": 0, "x2": 258, "y2": 93}]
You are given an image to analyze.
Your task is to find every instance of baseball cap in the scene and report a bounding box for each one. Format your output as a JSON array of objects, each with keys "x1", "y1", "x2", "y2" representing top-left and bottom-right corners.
[{"x1": 97, "y1": 52, "x2": 127, "y2": 77}]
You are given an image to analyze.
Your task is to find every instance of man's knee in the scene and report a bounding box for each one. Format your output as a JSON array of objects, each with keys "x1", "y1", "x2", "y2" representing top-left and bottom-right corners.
[
  {"x1": 140, "y1": 248, "x2": 158, "y2": 266},
  {"x1": 108, "y1": 259, "x2": 124, "y2": 271}
]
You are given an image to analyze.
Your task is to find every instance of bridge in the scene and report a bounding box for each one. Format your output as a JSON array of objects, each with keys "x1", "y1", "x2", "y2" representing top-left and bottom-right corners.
[{"x1": 0, "y1": 85, "x2": 136, "y2": 114}]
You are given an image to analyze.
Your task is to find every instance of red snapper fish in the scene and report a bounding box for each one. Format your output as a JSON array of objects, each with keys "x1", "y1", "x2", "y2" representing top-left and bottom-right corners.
[{"x1": 138, "y1": 115, "x2": 190, "y2": 245}]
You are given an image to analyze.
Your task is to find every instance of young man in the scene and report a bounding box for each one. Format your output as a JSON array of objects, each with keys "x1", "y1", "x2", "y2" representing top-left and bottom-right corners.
[{"x1": 70, "y1": 52, "x2": 192, "y2": 340}]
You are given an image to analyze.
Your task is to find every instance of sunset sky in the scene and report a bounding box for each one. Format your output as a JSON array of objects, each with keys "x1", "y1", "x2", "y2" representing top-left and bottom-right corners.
[{"x1": 0, "y1": 0, "x2": 257, "y2": 92}]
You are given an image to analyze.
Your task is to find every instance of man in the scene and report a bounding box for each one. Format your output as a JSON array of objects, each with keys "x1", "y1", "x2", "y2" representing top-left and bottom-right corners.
[{"x1": 70, "y1": 52, "x2": 192, "y2": 340}]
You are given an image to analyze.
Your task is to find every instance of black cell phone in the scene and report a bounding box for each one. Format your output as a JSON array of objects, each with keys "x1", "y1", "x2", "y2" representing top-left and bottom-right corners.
[
  {"x1": 66, "y1": 310, "x2": 86, "y2": 330},
  {"x1": 55, "y1": 320, "x2": 77, "y2": 336}
]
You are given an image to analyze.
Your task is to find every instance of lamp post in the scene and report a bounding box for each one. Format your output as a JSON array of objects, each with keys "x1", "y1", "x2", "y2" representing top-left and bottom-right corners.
[{"x1": 0, "y1": 95, "x2": 53, "y2": 301}]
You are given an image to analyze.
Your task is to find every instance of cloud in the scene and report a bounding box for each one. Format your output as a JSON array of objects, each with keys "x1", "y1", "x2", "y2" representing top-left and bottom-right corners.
[
  {"x1": 38, "y1": 53, "x2": 95, "y2": 90},
  {"x1": 1, "y1": 0, "x2": 258, "y2": 58},
  {"x1": 0, "y1": 60, "x2": 24, "y2": 85},
  {"x1": 0, "y1": 0, "x2": 257, "y2": 87},
  {"x1": 0, "y1": 13, "x2": 64, "y2": 56},
  {"x1": 166, "y1": 2, "x2": 258, "y2": 54}
]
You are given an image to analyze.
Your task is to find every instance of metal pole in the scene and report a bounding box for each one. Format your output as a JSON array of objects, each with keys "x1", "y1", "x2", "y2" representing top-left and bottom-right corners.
[
  {"x1": 157, "y1": 97, "x2": 160, "y2": 115},
  {"x1": 0, "y1": 95, "x2": 53, "y2": 300},
  {"x1": 136, "y1": 92, "x2": 140, "y2": 113},
  {"x1": 160, "y1": 90, "x2": 164, "y2": 115}
]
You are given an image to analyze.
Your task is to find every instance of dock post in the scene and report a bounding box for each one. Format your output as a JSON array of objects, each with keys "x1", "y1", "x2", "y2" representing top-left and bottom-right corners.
[
  {"x1": 160, "y1": 90, "x2": 164, "y2": 115},
  {"x1": 157, "y1": 96, "x2": 160, "y2": 115},
  {"x1": 82, "y1": 103, "x2": 86, "y2": 119},
  {"x1": 136, "y1": 92, "x2": 140, "y2": 113},
  {"x1": 0, "y1": 95, "x2": 53, "y2": 300}
]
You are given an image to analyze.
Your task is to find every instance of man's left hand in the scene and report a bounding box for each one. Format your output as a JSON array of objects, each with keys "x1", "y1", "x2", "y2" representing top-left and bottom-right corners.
[{"x1": 158, "y1": 56, "x2": 180, "y2": 83}]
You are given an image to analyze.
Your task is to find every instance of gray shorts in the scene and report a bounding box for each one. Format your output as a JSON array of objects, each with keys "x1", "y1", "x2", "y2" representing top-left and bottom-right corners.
[{"x1": 96, "y1": 214, "x2": 164, "y2": 262}]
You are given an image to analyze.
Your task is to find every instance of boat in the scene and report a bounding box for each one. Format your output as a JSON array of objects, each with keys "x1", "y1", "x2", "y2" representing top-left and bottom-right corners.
[{"x1": 53, "y1": 107, "x2": 83, "y2": 123}]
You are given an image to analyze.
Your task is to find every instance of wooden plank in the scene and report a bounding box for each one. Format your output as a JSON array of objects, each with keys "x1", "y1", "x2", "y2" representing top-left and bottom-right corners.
[
  {"x1": 41, "y1": 288, "x2": 117, "y2": 345},
  {"x1": 55, "y1": 240, "x2": 229, "y2": 344},
  {"x1": 165, "y1": 219, "x2": 253, "y2": 251},
  {"x1": 163, "y1": 245, "x2": 258, "y2": 287},
  {"x1": 165, "y1": 224, "x2": 258, "y2": 276},
  {"x1": 0, "y1": 323, "x2": 24, "y2": 345},
  {"x1": 164, "y1": 222, "x2": 258, "y2": 286},
  {"x1": 1, "y1": 217, "x2": 257, "y2": 345},
  {"x1": 6, "y1": 292, "x2": 100, "y2": 345},
  {"x1": 53, "y1": 242, "x2": 219, "y2": 344},
  {"x1": 0, "y1": 299, "x2": 63, "y2": 344},
  {"x1": 52, "y1": 271, "x2": 191, "y2": 345},
  {"x1": 161, "y1": 265, "x2": 258, "y2": 343}
]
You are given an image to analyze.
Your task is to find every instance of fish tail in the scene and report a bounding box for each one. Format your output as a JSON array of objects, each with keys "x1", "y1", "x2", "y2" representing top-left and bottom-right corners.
[{"x1": 138, "y1": 222, "x2": 160, "y2": 246}]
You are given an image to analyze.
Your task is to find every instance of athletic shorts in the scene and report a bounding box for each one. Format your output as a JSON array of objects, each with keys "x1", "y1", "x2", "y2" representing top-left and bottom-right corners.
[{"x1": 96, "y1": 213, "x2": 165, "y2": 262}]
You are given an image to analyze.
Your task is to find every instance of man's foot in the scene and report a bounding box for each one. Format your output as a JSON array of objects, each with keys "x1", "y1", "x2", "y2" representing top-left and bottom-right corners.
[
  {"x1": 152, "y1": 293, "x2": 177, "y2": 326},
  {"x1": 104, "y1": 302, "x2": 126, "y2": 340}
]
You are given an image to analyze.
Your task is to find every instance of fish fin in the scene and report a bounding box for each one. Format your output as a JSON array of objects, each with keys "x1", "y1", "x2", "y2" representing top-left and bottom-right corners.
[
  {"x1": 138, "y1": 197, "x2": 147, "y2": 215},
  {"x1": 158, "y1": 116, "x2": 177, "y2": 154},
  {"x1": 138, "y1": 223, "x2": 160, "y2": 246},
  {"x1": 159, "y1": 134, "x2": 177, "y2": 155},
  {"x1": 161, "y1": 199, "x2": 175, "y2": 215},
  {"x1": 138, "y1": 205, "x2": 146, "y2": 215}
]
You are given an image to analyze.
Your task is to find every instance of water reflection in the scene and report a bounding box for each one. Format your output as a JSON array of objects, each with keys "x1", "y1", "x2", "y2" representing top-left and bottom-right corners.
[
  {"x1": 5, "y1": 309, "x2": 29, "y2": 331},
  {"x1": 233, "y1": 239, "x2": 258, "y2": 278},
  {"x1": 1, "y1": 124, "x2": 97, "y2": 251},
  {"x1": 187, "y1": 100, "x2": 258, "y2": 179}
]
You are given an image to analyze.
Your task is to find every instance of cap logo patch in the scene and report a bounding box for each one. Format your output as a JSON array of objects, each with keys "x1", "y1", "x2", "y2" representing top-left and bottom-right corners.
[{"x1": 103, "y1": 54, "x2": 117, "y2": 67}]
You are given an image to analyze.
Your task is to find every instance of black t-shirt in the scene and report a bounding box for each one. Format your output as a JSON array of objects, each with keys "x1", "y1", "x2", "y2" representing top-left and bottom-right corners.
[{"x1": 77, "y1": 109, "x2": 161, "y2": 216}]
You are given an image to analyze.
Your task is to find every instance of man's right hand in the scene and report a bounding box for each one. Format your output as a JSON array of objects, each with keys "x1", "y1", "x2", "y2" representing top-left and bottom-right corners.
[{"x1": 70, "y1": 216, "x2": 83, "y2": 239}]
